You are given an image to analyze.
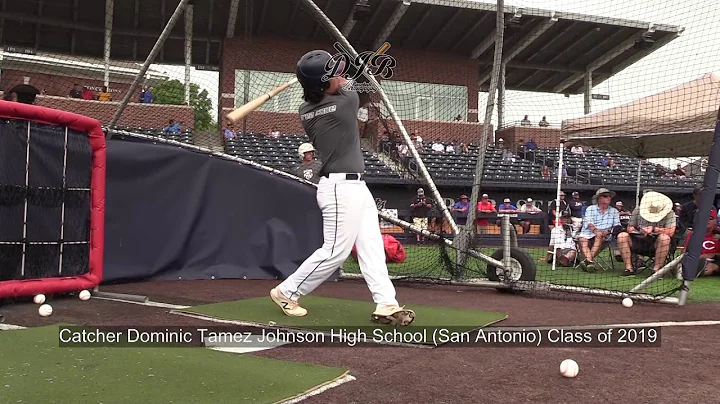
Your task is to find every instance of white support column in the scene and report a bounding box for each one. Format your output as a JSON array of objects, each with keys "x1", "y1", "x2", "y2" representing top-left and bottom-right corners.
[
  {"x1": 104, "y1": 0, "x2": 114, "y2": 88},
  {"x1": 583, "y1": 70, "x2": 592, "y2": 115},
  {"x1": 184, "y1": 4, "x2": 193, "y2": 105}
]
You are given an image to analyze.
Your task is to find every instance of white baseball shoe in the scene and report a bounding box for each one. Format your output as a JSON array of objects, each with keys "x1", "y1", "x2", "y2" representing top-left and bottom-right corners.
[
  {"x1": 371, "y1": 305, "x2": 415, "y2": 326},
  {"x1": 270, "y1": 288, "x2": 307, "y2": 317}
]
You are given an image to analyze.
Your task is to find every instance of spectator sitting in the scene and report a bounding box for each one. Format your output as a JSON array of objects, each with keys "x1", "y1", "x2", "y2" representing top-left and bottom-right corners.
[
  {"x1": 678, "y1": 186, "x2": 717, "y2": 235},
  {"x1": 539, "y1": 116, "x2": 549, "y2": 127},
  {"x1": 543, "y1": 213, "x2": 577, "y2": 266},
  {"x1": 674, "y1": 202, "x2": 682, "y2": 217},
  {"x1": 445, "y1": 142, "x2": 455, "y2": 153},
  {"x1": 686, "y1": 208, "x2": 720, "y2": 277},
  {"x1": 602, "y1": 154, "x2": 616, "y2": 168},
  {"x1": 414, "y1": 132, "x2": 424, "y2": 150},
  {"x1": 431, "y1": 141, "x2": 445, "y2": 153},
  {"x1": 398, "y1": 143, "x2": 409, "y2": 159},
  {"x1": 451, "y1": 194, "x2": 470, "y2": 225},
  {"x1": 502, "y1": 148, "x2": 515, "y2": 162},
  {"x1": 520, "y1": 198, "x2": 542, "y2": 234},
  {"x1": 548, "y1": 191, "x2": 569, "y2": 226},
  {"x1": 571, "y1": 144, "x2": 585, "y2": 156},
  {"x1": 521, "y1": 115, "x2": 531, "y2": 126},
  {"x1": 496, "y1": 198, "x2": 520, "y2": 228},
  {"x1": 461, "y1": 143, "x2": 469, "y2": 154},
  {"x1": 577, "y1": 188, "x2": 621, "y2": 272},
  {"x1": 81, "y1": 86, "x2": 95, "y2": 100},
  {"x1": 541, "y1": 165, "x2": 551, "y2": 178},
  {"x1": 2, "y1": 91, "x2": 17, "y2": 101},
  {"x1": 163, "y1": 119, "x2": 181, "y2": 133},
  {"x1": 616, "y1": 191, "x2": 676, "y2": 276},
  {"x1": 475, "y1": 194, "x2": 497, "y2": 234},
  {"x1": 268, "y1": 126, "x2": 281, "y2": 137},
  {"x1": 69, "y1": 84, "x2": 82, "y2": 98},
  {"x1": 613, "y1": 200, "x2": 633, "y2": 259},
  {"x1": 224, "y1": 125, "x2": 236, "y2": 140},
  {"x1": 97, "y1": 86, "x2": 112, "y2": 101},
  {"x1": 140, "y1": 86, "x2": 154, "y2": 103},
  {"x1": 673, "y1": 164, "x2": 687, "y2": 178},
  {"x1": 654, "y1": 164, "x2": 670, "y2": 178},
  {"x1": 554, "y1": 165, "x2": 568, "y2": 179},
  {"x1": 524, "y1": 138, "x2": 537, "y2": 150}
]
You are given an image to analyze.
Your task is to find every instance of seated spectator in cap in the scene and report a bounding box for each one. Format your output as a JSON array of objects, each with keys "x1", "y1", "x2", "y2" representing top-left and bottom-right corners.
[
  {"x1": 475, "y1": 194, "x2": 496, "y2": 234},
  {"x1": 615, "y1": 201, "x2": 631, "y2": 230},
  {"x1": 570, "y1": 145, "x2": 585, "y2": 156},
  {"x1": 431, "y1": 140, "x2": 445, "y2": 153},
  {"x1": 445, "y1": 142, "x2": 455, "y2": 154},
  {"x1": 496, "y1": 198, "x2": 520, "y2": 228},
  {"x1": 542, "y1": 213, "x2": 577, "y2": 266},
  {"x1": 541, "y1": 165, "x2": 551, "y2": 178},
  {"x1": 674, "y1": 203, "x2": 682, "y2": 217},
  {"x1": 616, "y1": 191, "x2": 676, "y2": 276},
  {"x1": 569, "y1": 191, "x2": 586, "y2": 233},
  {"x1": 678, "y1": 187, "x2": 717, "y2": 235},
  {"x1": 411, "y1": 188, "x2": 432, "y2": 243},
  {"x1": 69, "y1": 84, "x2": 82, "y2": 98},
  {"x1": 451, "y1": 195, "x2": 470, "y2": 225},
  {"x1": 502, "y1": 148, "x2": 515, "y2": 162},
  {"x1": 518, "y1": 198, "x2": 542, "y2": 234},
  {"x1": 293, "y1": 143, "x2": 322, "y2": 184},
  {"x1": 578, "y1": 188, "x2": 621, "y2": 272},
  {"x1": 686, "y1": 208, "x2": 720, "y2": 277}
]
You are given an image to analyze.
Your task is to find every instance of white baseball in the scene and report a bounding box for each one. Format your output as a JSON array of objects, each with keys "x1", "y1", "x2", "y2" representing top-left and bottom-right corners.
[
  {"x1": 622, "y1": 297, "x2": 633, "y2": 308},
  {"x1": 79, "y1": 290, "x2": 91, "y2": 301},
  {"x1": 33, "y1": 294, "x2": 46, "y2": 304},
  {"x1": 560, "y1": 359, "x2": 579, "y2": 378},
  {"x1": 38, "y1": 304, "x2": 53, "y2": 317}
]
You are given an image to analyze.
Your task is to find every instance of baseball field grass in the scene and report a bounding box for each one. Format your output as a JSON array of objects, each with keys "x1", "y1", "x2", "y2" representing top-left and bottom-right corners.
[
  {"x1": 341, "y1": 245, "x2": 720, "y2": 302},
  {"x1": 180, "y1": 296, "x2": 508, "y2": 345},
  {"x1": 0, "y1": 325, "x2": 349, "y2": 404}
]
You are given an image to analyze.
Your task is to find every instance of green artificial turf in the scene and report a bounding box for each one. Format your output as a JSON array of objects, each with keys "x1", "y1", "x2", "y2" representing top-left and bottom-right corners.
[
  {"x1": 0, "y1": 325, "x2": 350, "y2": 404},
  {"x1": 341, "y1": 245, "x2": 720, "y2": 302},
  {"x1": 181, "y1": 296, "x2": 507, "y2": 345}
]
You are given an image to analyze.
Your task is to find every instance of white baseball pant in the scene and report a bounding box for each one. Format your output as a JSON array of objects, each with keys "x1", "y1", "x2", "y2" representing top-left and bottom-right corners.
[{"x1": 278, "y1": 173, "x2": 399, "y2": 310}]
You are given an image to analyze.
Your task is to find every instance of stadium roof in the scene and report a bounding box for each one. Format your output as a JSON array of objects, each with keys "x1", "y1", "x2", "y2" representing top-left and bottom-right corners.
[{"x1": 0, "y1": 0, "x2": 683, "y2": 94}]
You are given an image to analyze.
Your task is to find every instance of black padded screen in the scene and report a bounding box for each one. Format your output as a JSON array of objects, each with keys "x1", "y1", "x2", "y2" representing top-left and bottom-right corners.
[{"x1": 0, "y1": 119, "x2": 92, "y2": 281}]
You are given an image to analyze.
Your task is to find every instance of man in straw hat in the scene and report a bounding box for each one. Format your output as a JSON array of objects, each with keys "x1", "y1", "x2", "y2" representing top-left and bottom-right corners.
[
  {"x1": 616, "y1": 191, "x2": 676, "y2": 276},
  {"x1": 578, "y1": 188, "x2": 621, "y2": 272}
]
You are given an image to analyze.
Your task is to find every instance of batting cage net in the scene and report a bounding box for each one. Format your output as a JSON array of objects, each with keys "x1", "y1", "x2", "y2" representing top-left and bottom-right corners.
[{"x1": 1, "y1": 0, "x2": 716, "y2": 304}]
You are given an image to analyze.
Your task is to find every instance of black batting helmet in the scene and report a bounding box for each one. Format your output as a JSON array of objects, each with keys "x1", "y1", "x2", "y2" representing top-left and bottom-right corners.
[{"x1": 296, "y1": 50, "x2": 344, "y2": 93}]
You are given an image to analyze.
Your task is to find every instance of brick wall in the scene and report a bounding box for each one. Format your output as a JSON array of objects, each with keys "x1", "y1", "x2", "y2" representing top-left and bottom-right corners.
[
  {"x1": 32, "y1": 95, "x2": 195, "y2": 130},
  {"x1": 495, "y1": 126, "x2": 562, "y2": 149},
  {"x1": 219, "y1": 35, "x2": 485, "y2": 144},
  {"x1": 2, "y1": 69, "x2": 142, "y2": 100}
]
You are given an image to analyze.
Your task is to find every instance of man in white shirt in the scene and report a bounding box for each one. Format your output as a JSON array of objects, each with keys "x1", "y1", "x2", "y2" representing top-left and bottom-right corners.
[
  {"x1": 571, "y1": 145, "x2": 585, "y2": 156},
  {"x1": 445, "y1": 143, "x2": 454, "y2": 153},
  {"x1": 520, "y1": 198, "x2": 541, "y2": 234},
  {"x1": 431, "y1": 141, "x2": 445, "y2": 153}
]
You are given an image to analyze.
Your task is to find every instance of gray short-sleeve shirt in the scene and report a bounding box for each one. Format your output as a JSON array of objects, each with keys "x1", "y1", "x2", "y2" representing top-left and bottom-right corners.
[{"x1": 298, "y1": 86, "x2": 365, "y2": 174}]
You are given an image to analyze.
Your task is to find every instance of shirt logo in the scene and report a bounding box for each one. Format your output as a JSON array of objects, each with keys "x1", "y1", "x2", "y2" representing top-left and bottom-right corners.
[
  {"x1": 703, "y1": 240, "x2": 716, "y2": 251},
  {"x1": 303, "y1": 169, "x2": 313, "y2": 180}
]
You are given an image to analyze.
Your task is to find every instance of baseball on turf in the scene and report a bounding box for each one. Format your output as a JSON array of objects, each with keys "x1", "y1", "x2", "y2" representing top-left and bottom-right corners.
[
  {"x1": 79, "y1": 290, "x2": 91, "y2": 301},
  {"x1": 33, "y1": 294, "x2": 46, "y2": 304},
  {"x1": 38, "y1": 304, "x2": 53, "y2": 317},
  {"x1": 622, "y1": 297, "x2": 633, "y2": 308},
  {"x1": 560, "y1": 359, "x2": 579, "y2": 378}
]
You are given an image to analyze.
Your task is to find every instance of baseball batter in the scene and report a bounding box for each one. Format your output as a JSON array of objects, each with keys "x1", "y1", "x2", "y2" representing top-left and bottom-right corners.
[{"x1": 270, "y1": 50, "x2": 415, "y2": 326}]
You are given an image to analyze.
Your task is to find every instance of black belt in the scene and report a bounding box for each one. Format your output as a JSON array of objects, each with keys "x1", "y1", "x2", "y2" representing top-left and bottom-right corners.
[{"x1": 322, "y1": 173, "x2": 362, "y2": 180}]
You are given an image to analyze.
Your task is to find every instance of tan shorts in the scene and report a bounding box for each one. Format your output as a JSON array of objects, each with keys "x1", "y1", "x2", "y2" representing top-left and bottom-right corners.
[{"x1": 413, "y1": 217, "x2": 428, "y2": 230}]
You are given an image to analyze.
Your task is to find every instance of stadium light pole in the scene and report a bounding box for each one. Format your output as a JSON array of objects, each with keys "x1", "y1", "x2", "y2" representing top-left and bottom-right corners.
[
  {"x1": 107, "y1": 0, "x2": 191, "y2": 136},
  {"x1": 457, "y1": 0, "x2": 505, "y2": 270},
  {"x1": 678, "y1": 107, "x2": 720, "y2": 305}
]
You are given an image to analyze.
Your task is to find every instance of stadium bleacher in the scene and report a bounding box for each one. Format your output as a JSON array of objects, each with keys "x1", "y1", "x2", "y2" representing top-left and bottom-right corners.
[
  {"x1": 113, "y1": 126, "x2": 195, "y2": 145},
  {"x1": 224, "y1": 132, "x2": 400, "y2": 179}
]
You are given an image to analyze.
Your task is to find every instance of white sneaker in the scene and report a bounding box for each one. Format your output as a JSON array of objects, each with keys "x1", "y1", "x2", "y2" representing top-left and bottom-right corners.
[
  {"x1": 371, "y1": 305, "x2": 415, "y2": 326},
  {"x1": 270, "y1": 288, "x2": 307, "y2": 317}
]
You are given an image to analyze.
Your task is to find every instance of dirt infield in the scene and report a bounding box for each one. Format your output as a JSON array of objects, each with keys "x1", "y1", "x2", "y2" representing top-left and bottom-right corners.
[{"x1": 3, "y1": 279, "x2": 720, "y2": 403}]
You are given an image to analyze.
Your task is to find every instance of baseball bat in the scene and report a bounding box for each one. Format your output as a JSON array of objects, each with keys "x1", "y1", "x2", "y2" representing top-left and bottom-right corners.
[{"x1": 226, "y1": 77, "x2": 299, "y2": 123}]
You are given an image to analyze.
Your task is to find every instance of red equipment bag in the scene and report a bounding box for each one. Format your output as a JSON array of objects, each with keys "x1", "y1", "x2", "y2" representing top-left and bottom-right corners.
[{"x1": 351, "y1": 234, "x2": 406, "y2": 263}]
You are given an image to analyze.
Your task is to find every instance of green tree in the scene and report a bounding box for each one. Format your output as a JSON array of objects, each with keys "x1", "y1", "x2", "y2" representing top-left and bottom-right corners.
[{"x1": 151, "y1": 79, "x2": 214, "y2": 131}]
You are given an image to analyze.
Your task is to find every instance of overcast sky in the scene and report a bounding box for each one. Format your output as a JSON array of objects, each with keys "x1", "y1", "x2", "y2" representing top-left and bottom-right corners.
[{"x1": 149, "y1": 0, "x2": 718, "y2": 157}]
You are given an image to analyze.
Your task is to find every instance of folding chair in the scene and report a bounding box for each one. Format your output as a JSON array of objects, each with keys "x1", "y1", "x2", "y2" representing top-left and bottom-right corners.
[
  {"x1": 573, "y1": 227, "x2": 622, "y2": 272},
  {"x1": 629, "y1": 233, "x2": 679, "y2": 275}
]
